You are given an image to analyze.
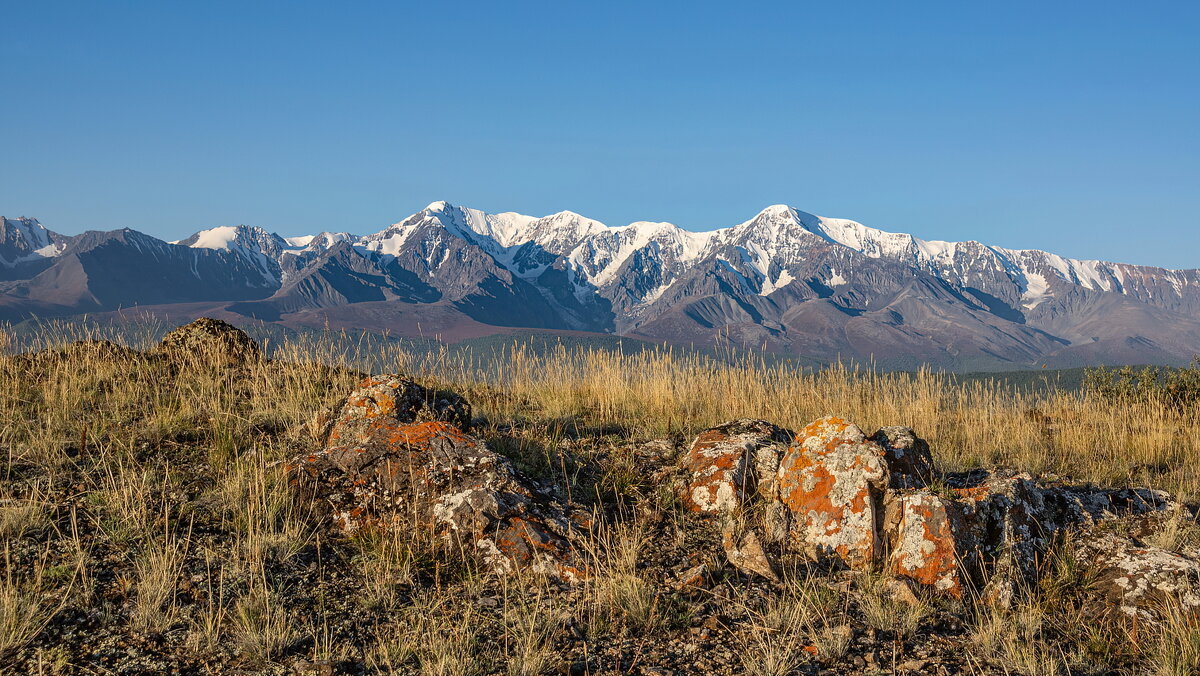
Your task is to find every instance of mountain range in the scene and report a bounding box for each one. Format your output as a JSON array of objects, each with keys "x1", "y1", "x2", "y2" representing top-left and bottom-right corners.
[{"x1": 3, "y1": 202, "x2": 1198, "y2": 370}]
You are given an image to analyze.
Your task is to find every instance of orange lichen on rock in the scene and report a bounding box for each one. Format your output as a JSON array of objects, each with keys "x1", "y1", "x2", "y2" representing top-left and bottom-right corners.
[
  {"x1": 777, "y1": 416, "x2": 888, "y2": 569},
  {"x1": 681, "y1": 419, "x2": 791, "y2": 514},
  {"x1": 374, "y1": 420, "x2": 475, "y2": 448},
  {"x1": 326, "y1": 374, "x2": 472, "y2": 445},
  {"x1": 884, "y1": 492, "x2": 963, "y2": 597},
  {"x1": 288, "y1": 375, "x2": 584, "y2": 581}
]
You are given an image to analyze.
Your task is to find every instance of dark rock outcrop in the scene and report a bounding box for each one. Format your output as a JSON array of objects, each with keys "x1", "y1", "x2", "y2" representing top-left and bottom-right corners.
[
  {"x1": 871, "y1": 426, "x2": 936, "y2": 489},
  {"x1": 158, "y1": 317, "x2": 261, "y2": 362}
]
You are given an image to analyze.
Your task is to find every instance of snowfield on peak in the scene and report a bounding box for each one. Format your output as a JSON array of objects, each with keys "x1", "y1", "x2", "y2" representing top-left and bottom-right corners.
[{"x1": 0, "y1": 217, "x2": 65, "y2": 266}]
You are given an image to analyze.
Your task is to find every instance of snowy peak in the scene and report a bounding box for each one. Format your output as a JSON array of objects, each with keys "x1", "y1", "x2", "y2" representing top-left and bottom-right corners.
[
  {"x1": 284, "y1": 232, "x2": 354, "y2": 252},
  {"x1": 179, "y1": 224, "x2": 289, "y2": 257},
  {"x1": 5, "y1": 203, "x2": 1200, "y2": 370},
  {"x1": 178, "y1": 224, "x2": 295, "y2": 284},
  {"x1": 0, "y1": 216, "x2": 64, "y2": 266},
  {"x1": 168, "y1": 201, "x2": 1199, "y2": 322}
]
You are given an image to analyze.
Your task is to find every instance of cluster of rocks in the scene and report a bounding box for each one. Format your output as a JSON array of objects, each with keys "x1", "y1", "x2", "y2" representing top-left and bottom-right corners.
[
  {"x1": 680, "y1": 415, "x2": 1199, "y2": 620},
  {"x1": 286, "y1": 374, "x2": 589, "y2": 580},
  {"x1": 277, "y1": 357, "x2": 1198, "y2": 622}
]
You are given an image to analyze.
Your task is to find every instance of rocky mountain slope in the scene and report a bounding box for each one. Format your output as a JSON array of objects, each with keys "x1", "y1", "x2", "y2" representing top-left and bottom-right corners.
[{"x1": 2, "y1": 203, "x2": 1197, "y2": 369}]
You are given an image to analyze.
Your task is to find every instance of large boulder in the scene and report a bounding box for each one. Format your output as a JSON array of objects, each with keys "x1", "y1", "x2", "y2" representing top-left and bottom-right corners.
[
  {"x1": 158, "y1": 318, "x2": 261, "y2": 363},
  {"x1": 777, "y1": 416, "x2": 889, "y2": 569},
  {"x1": 681, "y1": 419, "x2": 792, "y2": 514},
  {"x1": 289, "y1": 379, "x2": 582, "y2": 580}
]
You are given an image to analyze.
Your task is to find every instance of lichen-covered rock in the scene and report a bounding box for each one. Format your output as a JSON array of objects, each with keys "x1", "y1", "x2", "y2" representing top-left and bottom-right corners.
[
  {"x1": 1042, "y1": 484, "x2": 1176, "y2": 529},
  {"x1": 1075, "y1": 531, "x2": 1200, "y2": 622},
  {"x1": 777, "y1": 416, "x2": 889, "y2": 569},
  {"x1": 158, "y1": 317, "x2": 261, "y2": 362},
  {"x1": 882, "y1": 473, "x2": 1059, "y2": 600},
  {"x1": 681, "y1": 419, "x2": 792, "y2": 514},
  {"x1": 288, "y1": 414, "x2": 584, "y2": 580},
  {"x1": 880, "y1": 473, "x2": 1184, "y2": 600},
  {"x1": 326, "y1": 374, "x2": 473, "y2": 444},
  {"x1": 871, "y1": 426, "x2": 936, "y2": 489},
  {"x1": 883, "y1": 492, "x2": 964, "y2": 596},
  {"x1": 676, "y1": 413, "x2": 1197, "y2": 608},
  {"x1": 944, "y1": 470, "x2": 1048, "y2": 604}
]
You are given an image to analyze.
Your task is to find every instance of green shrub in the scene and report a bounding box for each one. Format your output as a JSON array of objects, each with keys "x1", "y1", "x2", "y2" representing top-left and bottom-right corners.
[{"x1": 1082, "y1": 359, "x2": 1200, "y2": 411}]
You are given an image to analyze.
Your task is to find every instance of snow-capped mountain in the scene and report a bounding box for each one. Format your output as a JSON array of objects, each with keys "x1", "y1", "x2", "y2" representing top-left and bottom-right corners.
[
  {"x1": 3, "y1": 203, "x2": 1198, "y2": 370},
  {"x1": 0, "y1": 217, "x2": 67, "y2": 278}
]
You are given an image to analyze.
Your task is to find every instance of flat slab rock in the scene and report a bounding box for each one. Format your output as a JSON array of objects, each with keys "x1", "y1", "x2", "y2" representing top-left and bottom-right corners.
[{"x1": 1074, "y1": 524, "x2": 1200, "y2": 621}]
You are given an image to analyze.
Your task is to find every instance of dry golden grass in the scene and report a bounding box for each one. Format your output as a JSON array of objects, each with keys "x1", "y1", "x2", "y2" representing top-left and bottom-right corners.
[
  {"x1": 458, "y1": 345, "x2": 1200, "y2": 500},
  {"x1": 0, "y1": 545, "x2": 61, "y2": 656},
  {"x1": 735, "y1": 572, "x2": 847, "y2": 675},
  {"x1": 856, "y1": 573, "x2": 931, "y2": 638},
  {"x1": 5, "y1": 322, "x2": 1198, "y2": 497},
  {"x1": 0, "y1": 321, "x2": 1197, "y2": 672}
]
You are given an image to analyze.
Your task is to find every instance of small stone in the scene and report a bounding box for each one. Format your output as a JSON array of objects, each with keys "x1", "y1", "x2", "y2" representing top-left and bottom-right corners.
[
  {"x1": 721, "y1": 529, "x2": 780, "y2": 582},
  {"x1": 676, "y1": 564, "x2": 710, "y2": 591},
  {"x1": 883, "y1": 578, "x2": 923, "y2": 606}
]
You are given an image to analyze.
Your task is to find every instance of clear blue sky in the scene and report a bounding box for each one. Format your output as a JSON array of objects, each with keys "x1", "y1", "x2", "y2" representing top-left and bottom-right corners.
[{"x1": 2, "y1": 1, "x2": 1198, "y2": 268}]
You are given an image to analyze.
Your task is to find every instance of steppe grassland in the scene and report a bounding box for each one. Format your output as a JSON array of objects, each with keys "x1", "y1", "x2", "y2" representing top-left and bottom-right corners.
[{"x1": 0, "y1": 322, "x2": 1197, "y2": 674}]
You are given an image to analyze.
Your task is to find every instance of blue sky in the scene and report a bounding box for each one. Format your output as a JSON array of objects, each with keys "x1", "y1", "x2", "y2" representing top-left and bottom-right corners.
[{"x1": 2, "y1": 1, "x2": 1198, "y2": 268}]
